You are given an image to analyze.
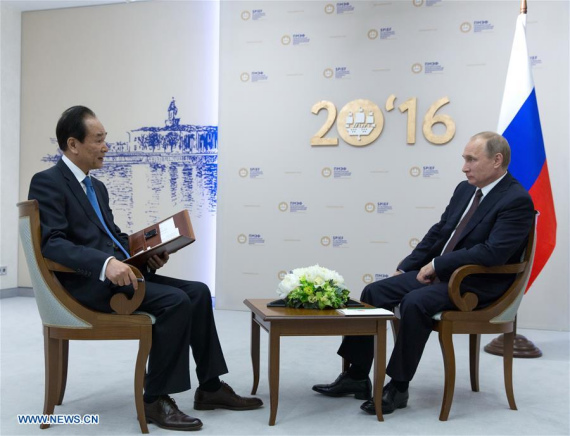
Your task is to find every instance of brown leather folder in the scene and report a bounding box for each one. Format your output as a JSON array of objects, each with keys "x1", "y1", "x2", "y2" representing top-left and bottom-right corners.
[{"x1": 124, "y1": 210, "x2": 195, "y2": 269}]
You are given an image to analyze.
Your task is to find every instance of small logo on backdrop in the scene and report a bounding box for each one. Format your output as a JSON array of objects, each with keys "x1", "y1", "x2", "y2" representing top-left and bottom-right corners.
[
  {"x1": 251, "y1": 71, "x2": 268, "y2": 82},
  {"x1": 409, "y1": 237, "x2": 420, "y2": 248},
  {"x1": 240, "y1": 72, "x2": 250, "y2": 82},
  {"x1": 278, "y1": 270, "x2": 287, "y2": 280},
  {"x1": 530, "y1": 55, "x2": 543, "y2": 68},
  {"x1": 380, "y1": 27, "x2": 396, "y2": 40},
  {"x1": 335, "y1": 67, "x2": 351, "y2": 79},
  {"x1": 293, "y1": 33, "x2": 311, "y2": 46},
  {"x1": 409, "y1": 166, "x2": 421, "y2": 177},
  {"x1": 241, "y1": 10, "x2": 251, "y2": 20},
  {"x1": 424, "y1": 61, "x2": 444, "y2": 74},
  {"x1": 376, "y1": 202, "x2": 393, "y2": 214},
  {"x1": 336, "y1": 2, "x2": 355, "y2": 14},
  {"x1": 323, "y1": 68, "x2": 334, "y2": 79},
  {"x1": 337, "y1": 99, "x2": 384, "y2": 147},
  {"x1": 332, "y1": 235, "x2": 349, "y2": 248},
  {"x1": 426, "y1": 0, "x2": 442, "y2": 6},
  {"x1": 281, "y1": 35, "x2": 292, "y2": 45},
  {"x1": 249, "y1": 167, "x2": 264, "y2": 179},
  {"x1": 237, "y1": 234, "x2": 247, "y2": 244},
  {"x1": 252, "y1": 9, "x2": 266, "y2": 21},
  {"x1": 474, "y1": 20, "x2": 494, "y2": 33},
  {"x1": 238, "y1": 168, "x2": 248, "y2": 177},
  {"x1": 375, "y1": 273, "x2": 390, "y2": 281},
  {"x1": 411, "y1": 63, "x2": 423, "y2": 74},
  {"x1": 324, "y1": 3, "x2": 335, "y2": 14},
  {"x1": 367, "y1": 29, "x2": 379, "y2": 40},
  {"x1": 364, "y1": 202, "x2": 376, "y2": 213},
  {"x1": 248, "y1": 233, "x2": 265, "y2": 245},
  {"x1": 278, "y1": 202, "x2": 289, "y2": 212},
  {"x1": 362, "y1": 274, "x2": 374, "y2": 284},
  {"x1": 412, "y1": 0, "x2": 424, "y2": 7},
  {"x1": 422, "y1": 165, "x2": 440, "y2": 178},
  {"x1": 460, "y1": 22, "x2": 472, "y2": 33},
  {"x1": 334, "y1": 166, "x2": 352, "y2": 178},
  {"x1": 321, "y1": 236, "x2": 331, "y2": 246},
  {"x1": 289, "y1": 201, "x2": 308, "y2": 213},
  {"x1": 322, "y1": 167, "x2": 333, "y2": 178}
]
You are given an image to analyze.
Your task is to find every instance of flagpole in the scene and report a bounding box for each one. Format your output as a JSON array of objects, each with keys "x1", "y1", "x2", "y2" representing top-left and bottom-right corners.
[{"x1": 484, "y1": 0, "x2": 542, "y2": 359}]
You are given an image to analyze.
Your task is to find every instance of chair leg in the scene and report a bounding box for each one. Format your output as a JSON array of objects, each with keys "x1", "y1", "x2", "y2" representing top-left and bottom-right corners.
[
  {"x1": 56, "y1": 340, "x2": 69, "y2": 405},
  {"x1": 503, "y1": 331, "x2": 517, "y2": 410},
  {"x1": 438, "y1": 323, "x2": 456, "y2": 421},
  {"x1": 390, "y1": 319, "x2": 400, "y2": 344},
  {"x1": 469, "y1": 334, "x2": 480, "y2": 392},
  {"x1": 41, "y1": 327, "x2": 60, "y2": 429},
  {"x1": 135, "y1": 329, "x2": 152, "y2": 434}
]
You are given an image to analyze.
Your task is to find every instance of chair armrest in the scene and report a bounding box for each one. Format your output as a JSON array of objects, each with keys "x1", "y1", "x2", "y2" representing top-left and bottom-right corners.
[
  {"x1": 447, "y1": 262, "x2": 527, "y2": 312},
  {"x1": 45, "y1": 259, "x2": 146, "y2": 316}
]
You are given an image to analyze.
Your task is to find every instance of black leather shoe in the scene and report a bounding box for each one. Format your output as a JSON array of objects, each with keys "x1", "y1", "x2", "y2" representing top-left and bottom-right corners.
[
  {"x1": 145, "y1": 395, "x2": 203, "y2": 431},
  {"x1": 194, "y1": 381, "x2": 263, "y2": 411},
  {"x1": 360, "y1": 382, "x2": 408, "y2": 415},
  {"x1": 312, "y1": 372, "x2": 372, "y2": 400}
]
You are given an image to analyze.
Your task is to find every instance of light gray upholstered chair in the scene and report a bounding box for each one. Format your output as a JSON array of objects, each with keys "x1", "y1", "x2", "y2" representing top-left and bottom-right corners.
[
  {"x1": 391, "y1": 212, "x2": 537, "y2": 421},
  {"x1": 18, "y1": 200, "x2": 155, "y2": 433}
]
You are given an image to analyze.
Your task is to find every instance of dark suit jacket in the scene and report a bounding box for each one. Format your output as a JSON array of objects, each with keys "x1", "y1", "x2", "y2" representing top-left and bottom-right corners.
[
  {"x1": 399, "y1": 172, "x2": 534, "y2": 293},
  {"x1": 28, "y1": 159, "x2": 130, "y2": 304}
]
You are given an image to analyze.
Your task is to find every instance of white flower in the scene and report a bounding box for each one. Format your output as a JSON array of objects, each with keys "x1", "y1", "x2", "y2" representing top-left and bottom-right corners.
[{"x1": 276, "y1": 273, "x2": 300, "y2": 298}]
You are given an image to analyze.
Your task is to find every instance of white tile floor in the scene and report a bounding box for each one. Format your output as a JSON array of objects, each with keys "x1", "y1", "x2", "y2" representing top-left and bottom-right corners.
[{"x1": 1, "y1": 295, "x2": 569, "y2": 436}]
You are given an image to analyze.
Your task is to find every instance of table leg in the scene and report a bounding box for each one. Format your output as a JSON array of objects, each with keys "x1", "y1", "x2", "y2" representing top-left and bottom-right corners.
[
  {"x1": 373, "y1": 320, "x2": 387, "y2": 421},
  {"x1": 268, "y1": 325, "x2": 281, "y2": 426},
  {"x1": 250, "y1": 313, "x2": 260, "y2": 395}
]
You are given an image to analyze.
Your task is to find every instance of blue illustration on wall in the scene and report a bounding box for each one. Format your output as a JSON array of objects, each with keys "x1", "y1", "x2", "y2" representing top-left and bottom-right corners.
[{"x1": 42, "y1": 98, "x2": 218, "y2": 231}]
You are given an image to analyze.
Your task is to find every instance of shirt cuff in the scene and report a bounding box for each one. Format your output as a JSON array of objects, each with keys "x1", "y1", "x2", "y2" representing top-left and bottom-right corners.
[{"x1": 100, "y1": 256, "x2": 115, "y2": 281}]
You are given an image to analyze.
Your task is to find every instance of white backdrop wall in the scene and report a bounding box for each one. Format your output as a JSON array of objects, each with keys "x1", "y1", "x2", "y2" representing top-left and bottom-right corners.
[
  {"x1": 18, "y1": 1, "x2": 220, "y2": 292},
  {"x1": 216, "y1": 0, "x2": 569, "y2": 331}
]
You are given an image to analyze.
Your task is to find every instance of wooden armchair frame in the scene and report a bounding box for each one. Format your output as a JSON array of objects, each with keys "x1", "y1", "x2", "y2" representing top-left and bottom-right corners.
[{"x1": 18, "y1": 200, "x2": 153, "y2": 433}]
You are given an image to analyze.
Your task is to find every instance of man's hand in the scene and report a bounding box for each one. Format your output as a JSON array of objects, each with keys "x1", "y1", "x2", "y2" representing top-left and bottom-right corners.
[
  {"x1": 105, "y1": 258, "x2": 138, "y2": 290},
  {"x1": 147, "y1": 252, "x2": 169, "y2": 271},
  {"x1": 417, "y1": 263, "x2": 436, "y2": 284}
]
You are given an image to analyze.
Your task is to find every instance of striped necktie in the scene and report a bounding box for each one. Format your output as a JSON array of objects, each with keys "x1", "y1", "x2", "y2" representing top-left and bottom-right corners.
[
  {"x1": 442, "y1": 189, "x2": 483, "y2": 255},
  {"x1": 83, "y1": 176, "x2": 130, "y2": 259}
]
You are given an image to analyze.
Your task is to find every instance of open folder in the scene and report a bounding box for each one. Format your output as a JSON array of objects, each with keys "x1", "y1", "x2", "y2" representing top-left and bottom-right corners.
[{"x1": 124, "y1": 210, "x2": 195, "y2": 269}]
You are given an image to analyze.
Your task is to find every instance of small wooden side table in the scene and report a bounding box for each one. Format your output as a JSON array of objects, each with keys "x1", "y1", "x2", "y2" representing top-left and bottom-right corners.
[{"x1": 243, "y1": 299, "x2": 395, "y2": 425}]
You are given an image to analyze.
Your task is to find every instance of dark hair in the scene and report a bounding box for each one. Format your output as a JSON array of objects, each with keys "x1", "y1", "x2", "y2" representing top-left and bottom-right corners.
[
  {"x1": 56, "y1": 106, "x2": 96, "y2": 151},
  {"x1": 471, "y1": 131, "x2": 511, "y2": 169}
]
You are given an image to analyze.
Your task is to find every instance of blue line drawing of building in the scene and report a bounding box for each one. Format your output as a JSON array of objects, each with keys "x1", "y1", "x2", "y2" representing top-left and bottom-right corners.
[{"x1": 42, "y1": 98, "x2": 218, "y2": 230}]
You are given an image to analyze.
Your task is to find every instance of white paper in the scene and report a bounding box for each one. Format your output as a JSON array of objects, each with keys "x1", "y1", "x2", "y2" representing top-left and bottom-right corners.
[
  {"x1": 159, "y1": 218, "x2": 180, "y2": 242},
  {"x1": 337, "y1": 308, "x2": 394, "y2": 316}
]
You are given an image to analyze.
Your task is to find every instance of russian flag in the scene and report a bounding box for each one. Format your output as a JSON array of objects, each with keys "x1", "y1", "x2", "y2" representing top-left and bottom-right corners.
[{"x1": 497, "y1": 11, "x2": 557, "y2": 291}]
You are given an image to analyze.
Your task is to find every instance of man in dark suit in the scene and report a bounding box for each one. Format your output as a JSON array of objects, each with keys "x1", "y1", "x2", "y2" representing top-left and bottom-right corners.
[
  {"x1": 312, "y1": 132, "x2": 534, "y2": 416},
  {"x1": 29, "y1": 106, "x2": 262, "y2": 431}
]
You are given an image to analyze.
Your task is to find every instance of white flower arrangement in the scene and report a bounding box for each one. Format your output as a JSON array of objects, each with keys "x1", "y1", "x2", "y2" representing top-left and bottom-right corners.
[{"x1": 277, "y1": 265, "x2": 350, "y2": 309}]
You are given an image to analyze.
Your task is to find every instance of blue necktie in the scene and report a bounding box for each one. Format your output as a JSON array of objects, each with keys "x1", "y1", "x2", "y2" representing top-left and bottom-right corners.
[{"x1": 83, "y1": 176, "x2": 130, "y2": 259}]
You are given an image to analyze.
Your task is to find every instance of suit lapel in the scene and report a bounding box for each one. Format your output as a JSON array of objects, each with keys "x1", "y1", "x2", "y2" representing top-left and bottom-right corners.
[{"x1": 56, "y1": 159, "x2": 107, "y2": 234}]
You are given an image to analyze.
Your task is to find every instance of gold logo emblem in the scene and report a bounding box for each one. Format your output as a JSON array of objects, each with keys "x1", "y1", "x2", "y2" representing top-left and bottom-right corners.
[
  {"x1": 281, "y1": 35, "x2": 291, "y2": 45},
  {"x1": 364, "y1": 202, "x2": 375, "y2": 213},
  {"x1": 278, "y1": 202, "x2": 289, "y2": 212},
  {"x1": 324, "y1": 4, "x2": 335, "y2": 14},
  {"x1": 321, "y1": 236, "x2": 331, "y2": 246},
  {"x1": 239, "y1": 168, "x2": 248, "y2": 178},
  {"x1": 409, "y1": 237, "x2": 420, "y2": 248},
  {"x1": 411, "y1": 63, "x2": 423, "y2": 74},
  {"x1": 240, "y1": 72, "x2": 250, "y2": 82},
  {"x1": 237, "y1": 234, "x2": 247, "y2": 244},
  {"x1": 322, "y1": 167, "x2": 332, "y2": 178},
  {"x1": 362, "y1": 274, "x2": 373, "y2": 284},
  {"x1": 337, "y1": 99, "x2": 384, "y2": 147},
  {"x1": 278, "y1": 270, "x2": 287, "y2": 280},
  {"x1": 413, "y1": 0, "x2": 424, "y2": 7},
  {"x1": 323, "y1": 68, "x2": 334, "y2": 79},
  {"x1": 367, "y1": 29, "x2": 379, "y2": 40},
  {"x1": 241, "y1": 10, "x2": 251, "y2": 20},
  {"x1": 460, "y1": 22, "x2": 472, "y2": 33},
  {"x1": 409, "y1": 166, "x2": 421, "y2": 177}
]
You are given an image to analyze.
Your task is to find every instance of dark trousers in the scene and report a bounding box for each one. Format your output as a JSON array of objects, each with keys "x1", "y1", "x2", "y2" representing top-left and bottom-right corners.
[
  {"x1": 338, "y1": 271, "x2": 503, "y2": 382},
  {"x1": 71, "y1": 273, "x2": 228, "y2": 396}
]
